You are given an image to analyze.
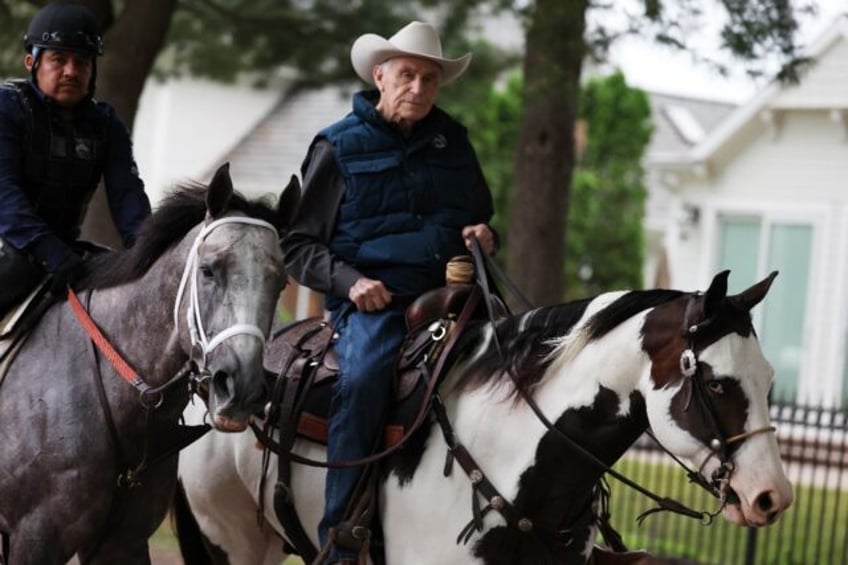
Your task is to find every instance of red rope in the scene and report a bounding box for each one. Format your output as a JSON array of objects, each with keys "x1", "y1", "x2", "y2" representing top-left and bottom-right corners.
[{"x1": 67, "y1": 288, "x2": 147, "y2": 391}]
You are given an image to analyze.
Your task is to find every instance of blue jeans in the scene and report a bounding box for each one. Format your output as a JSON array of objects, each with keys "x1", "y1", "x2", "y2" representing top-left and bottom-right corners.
[{"x1": 319, "y1": 305, "x2": 407, "y2": 562}]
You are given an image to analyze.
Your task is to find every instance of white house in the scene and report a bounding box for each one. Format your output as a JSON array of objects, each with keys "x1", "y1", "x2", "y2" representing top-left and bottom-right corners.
[{"x1": 645, "y1": 16, "x2": 848, "y2": 407}]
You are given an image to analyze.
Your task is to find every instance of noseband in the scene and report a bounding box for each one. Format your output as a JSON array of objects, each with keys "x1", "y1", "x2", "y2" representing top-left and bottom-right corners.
[{"x1": 173, "y1": 216, "x2": 278, "y2": 384}]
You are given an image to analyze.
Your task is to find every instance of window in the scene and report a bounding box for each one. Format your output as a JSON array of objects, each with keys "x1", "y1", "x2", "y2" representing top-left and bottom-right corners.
[{"x1": 716, "y1": 216, "x2": 812, "y2": 401}]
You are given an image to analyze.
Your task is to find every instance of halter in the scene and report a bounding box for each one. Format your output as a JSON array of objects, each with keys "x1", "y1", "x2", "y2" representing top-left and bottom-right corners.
[{"x1": 173, "y1": 216, "x2": 278, "y2": 380}]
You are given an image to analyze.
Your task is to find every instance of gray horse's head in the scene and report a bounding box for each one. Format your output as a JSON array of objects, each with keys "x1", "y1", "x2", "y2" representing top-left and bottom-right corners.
[{"x1": 177, "y1": 164, "x2": 300, "y2": 431}]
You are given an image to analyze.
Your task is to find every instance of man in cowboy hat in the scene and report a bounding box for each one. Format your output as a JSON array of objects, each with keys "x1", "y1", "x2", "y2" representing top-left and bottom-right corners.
[
  {"x1": 0, "y1": 1, "x2": 150, "y2": 314},
  {"x1": 283, "y1": 20, "x2": 497, "y2": 564}
]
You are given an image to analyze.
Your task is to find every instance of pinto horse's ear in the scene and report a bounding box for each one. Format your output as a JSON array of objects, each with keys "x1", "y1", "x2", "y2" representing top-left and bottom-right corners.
[
  {"x1": 276, "y1": 174, "x2": 301, "y2": 230},
  {"x1": 728, "y1": 270, "x2": 778, "y2": 312},
  {"x1": 703, "y1": 270, "x2": 730, "y2": 318},
  {"x1": 206, "y1": 163, "x2": 234, "y2": 219}
]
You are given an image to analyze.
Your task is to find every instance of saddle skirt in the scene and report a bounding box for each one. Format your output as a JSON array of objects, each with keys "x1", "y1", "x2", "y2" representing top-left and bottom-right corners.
[{"x1": 262, "y1": 283, "x2": 477, "y2": 448}]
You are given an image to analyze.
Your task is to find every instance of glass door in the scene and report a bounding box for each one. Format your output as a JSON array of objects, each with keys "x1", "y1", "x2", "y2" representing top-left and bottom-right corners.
[{"x1": 716, "y1": 216, "x2": 812, "y2": 401}]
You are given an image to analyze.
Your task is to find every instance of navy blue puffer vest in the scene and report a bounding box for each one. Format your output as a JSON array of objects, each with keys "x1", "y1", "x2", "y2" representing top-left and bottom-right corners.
[{"x1": 321, "y1": 90, "x2": 477, "y2": 307}]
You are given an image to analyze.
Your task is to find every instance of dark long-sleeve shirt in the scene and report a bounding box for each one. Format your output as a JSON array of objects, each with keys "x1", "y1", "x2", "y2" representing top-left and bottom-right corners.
[{"x1": 0, "y1": 81, "x2": 150, "y2": 272}]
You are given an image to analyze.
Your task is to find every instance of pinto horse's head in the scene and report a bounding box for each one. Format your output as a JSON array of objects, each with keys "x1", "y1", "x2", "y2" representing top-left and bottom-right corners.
[
  {"x1": 177, "y1": 164, "x2": 300, "y2": 432},
  {"x1": 641, "y1": 270, "x2": 793, "y2": 527}
]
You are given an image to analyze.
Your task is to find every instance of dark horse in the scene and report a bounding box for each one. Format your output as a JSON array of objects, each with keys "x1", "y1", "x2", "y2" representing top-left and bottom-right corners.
[
  {"x1": 175, "y1": 270, "x2": 792, "y2": 564},
  {"x1": 0, "y1": 164, "x2": 299, "y2": 564}
]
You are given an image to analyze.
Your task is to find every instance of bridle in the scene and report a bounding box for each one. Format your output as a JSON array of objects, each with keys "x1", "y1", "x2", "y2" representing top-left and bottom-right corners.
[
  {"x1": 644, "y1": 293, "x2": 776, "y2": 518},
  {"x1": 69, "y1": 215, "x2": 279, "y2": 478},
  {"x1": 173, "y1": 216, "x2": 279, "y2": 391}
]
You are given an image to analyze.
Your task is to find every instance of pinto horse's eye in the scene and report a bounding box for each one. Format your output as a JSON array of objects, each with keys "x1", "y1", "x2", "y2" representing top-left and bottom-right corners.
[
  {"x1": 707, "y1": 380, "x2": 724, "y2": 395},
  {"x1": 199, "y1": 264, "x2": 214, "y2": 280}
]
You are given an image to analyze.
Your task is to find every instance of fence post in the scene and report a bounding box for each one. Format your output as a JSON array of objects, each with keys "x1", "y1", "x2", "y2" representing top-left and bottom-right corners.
[{"x1": 744, "y1": 526, "x2": 758, "y2": 565}]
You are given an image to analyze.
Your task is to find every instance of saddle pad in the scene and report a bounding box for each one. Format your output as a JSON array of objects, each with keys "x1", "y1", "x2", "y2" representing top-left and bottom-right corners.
[
  {"x1": 0, "y1": 279, "x2": 49, "y2": 339},
  {"x1": 0, "y1": 281, "x2": 52, "y2": 387}
]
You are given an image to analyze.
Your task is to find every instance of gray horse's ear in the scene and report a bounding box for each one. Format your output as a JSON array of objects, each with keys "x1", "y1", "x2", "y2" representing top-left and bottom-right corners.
[
  {"x1": 728, "y1": 271, "x2": 778, "y2": 312},
  {"x1": 703, "y1": 270, "x2": 730, "y2": 318},
  {"x1": 207, "y1": 163, "x2": 234, "y2": 219},
  {"x1": 276, "y1": 174, "x2": 301, "y2": 228}
]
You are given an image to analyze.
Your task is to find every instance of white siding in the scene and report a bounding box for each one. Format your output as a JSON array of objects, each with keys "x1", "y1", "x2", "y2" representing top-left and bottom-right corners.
[
  {"x1": 774, "y1": 32, "x2": 848, "y2": 108},
  {"x1": 132, "y1": 77, "x2": 283, "y2": 206}
]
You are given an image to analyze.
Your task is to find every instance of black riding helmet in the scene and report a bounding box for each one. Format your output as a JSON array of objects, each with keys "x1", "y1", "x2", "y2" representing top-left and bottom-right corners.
[{"x1": 23, "y1": 1, "x2": 103, "y2": 95}]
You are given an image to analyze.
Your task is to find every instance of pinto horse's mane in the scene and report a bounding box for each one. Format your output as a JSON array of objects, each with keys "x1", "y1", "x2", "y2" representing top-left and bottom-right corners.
[
  {"x1": 81, "y1": 184, "x2": 281, "y2": 291},
  {"x1": 456, "y1": 288, "x2": 685, "y2": 394}
]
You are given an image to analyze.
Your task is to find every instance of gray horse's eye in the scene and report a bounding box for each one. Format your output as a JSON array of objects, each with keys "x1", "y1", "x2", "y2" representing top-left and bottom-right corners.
[
  {"x1": 707, "y1": 380, "x2": 724, "y2": 395},
  {"x1": 199, "y1": 264, "x2": 214, "y2": 279}
]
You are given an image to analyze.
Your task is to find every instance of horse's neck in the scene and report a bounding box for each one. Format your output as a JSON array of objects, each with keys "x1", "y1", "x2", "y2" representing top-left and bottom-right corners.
[
  {"x1": 87, "y1": 238, "x2": 193, "y2": 388},
  {"x1": 540, "y1": 313, "x2": 651, "y2": 445},
  {"x1": 445, "y1": 312, "x2": 651, "y2": 508}
]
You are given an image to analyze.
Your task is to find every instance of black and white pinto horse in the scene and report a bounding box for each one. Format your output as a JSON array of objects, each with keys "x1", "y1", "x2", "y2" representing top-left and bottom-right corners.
[
  {"x1": 0, "y1": 164, "x2": 299, "y2": 564},
  {"x1": 176, "y1": 271, "x2": 793, "y2": 564}
]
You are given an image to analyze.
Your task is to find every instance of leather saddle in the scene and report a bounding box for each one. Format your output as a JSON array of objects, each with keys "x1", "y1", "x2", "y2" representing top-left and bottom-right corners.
[{"x1": 262, "y1": 283, "x2": 478, "y2": 449}]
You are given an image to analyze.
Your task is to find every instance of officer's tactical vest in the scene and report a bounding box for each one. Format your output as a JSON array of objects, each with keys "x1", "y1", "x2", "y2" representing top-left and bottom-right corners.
[{"x1": 3, "y1": 80, "x2": 108, "y2": 243}]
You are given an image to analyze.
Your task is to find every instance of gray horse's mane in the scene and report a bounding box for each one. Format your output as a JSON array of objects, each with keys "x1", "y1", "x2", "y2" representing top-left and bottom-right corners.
[{"x1": 81, "y1": 184, "x2": 282, "y2": 291}]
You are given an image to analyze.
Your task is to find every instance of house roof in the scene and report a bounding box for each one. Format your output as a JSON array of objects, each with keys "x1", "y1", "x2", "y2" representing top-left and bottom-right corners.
[
  {"x1": 685, "y1": 15, "x2": 848, "y2": 167},
  {"x1": 220, "y1": 85, "x2": 355, "y2": 194},
  {"x1": 643, "y1": 92, "x2": 736, "y2": 230},
  {"x1": 645, "y1": 91, "x2": 736, "y2": 162}
]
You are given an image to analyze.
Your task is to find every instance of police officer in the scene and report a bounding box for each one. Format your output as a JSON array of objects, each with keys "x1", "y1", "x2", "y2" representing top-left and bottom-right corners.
[{"x1": 0, "y1": 1, "x2": 150, "y2": 313}]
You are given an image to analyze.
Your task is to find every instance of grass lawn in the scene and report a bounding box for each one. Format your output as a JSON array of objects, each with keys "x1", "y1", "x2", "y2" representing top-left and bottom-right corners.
[{"x1": 606, "y1": 455, "x2": 848, "y2": 564}]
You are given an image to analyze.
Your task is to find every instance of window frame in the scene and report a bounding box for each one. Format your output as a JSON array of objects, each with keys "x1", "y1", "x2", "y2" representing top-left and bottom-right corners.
[{"x1": 699, "y1": 198, "x2": 834, "y2": 404}]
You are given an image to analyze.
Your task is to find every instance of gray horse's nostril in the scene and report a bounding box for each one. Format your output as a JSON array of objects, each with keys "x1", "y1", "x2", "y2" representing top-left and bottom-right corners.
[{"x1": 212, "y1": 371, "x2": 234, "y2": 401}]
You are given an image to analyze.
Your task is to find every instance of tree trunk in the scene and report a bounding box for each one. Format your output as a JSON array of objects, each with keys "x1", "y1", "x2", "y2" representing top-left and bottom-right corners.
[
  {"x1": 80, "y1": 0, "x2": 176, "y2": 246},
  {"x1": 507, "y1": 0, "x2": 586, "y2": 306}
]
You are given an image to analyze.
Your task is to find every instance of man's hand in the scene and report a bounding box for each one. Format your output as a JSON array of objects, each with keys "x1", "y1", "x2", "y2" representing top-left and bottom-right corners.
[
  {"x1": 49, "y1": 253, "x2": 87, "y2": 297},
  {"x1": 348, "y1": 277, "x2": 392, "y2": 312},
  {"x1": 462, "y1": 224, "x2": 495, "y2": 255}
]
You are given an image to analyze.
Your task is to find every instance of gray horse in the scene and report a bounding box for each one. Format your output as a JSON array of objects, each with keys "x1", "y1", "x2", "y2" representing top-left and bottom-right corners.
[{"x1": 0, "y1": 164, "x2": 299, "y2": 564}]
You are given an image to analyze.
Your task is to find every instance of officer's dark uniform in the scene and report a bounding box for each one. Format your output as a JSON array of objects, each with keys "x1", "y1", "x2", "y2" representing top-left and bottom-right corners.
[{"x1": 0, "y1": 2, "x2": 150, "y2": 314}]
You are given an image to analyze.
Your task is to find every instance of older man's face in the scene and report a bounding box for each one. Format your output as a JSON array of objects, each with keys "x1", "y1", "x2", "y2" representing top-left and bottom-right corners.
[{"x1": 373, "y1": 56, "x2": 442, "y2": 128}]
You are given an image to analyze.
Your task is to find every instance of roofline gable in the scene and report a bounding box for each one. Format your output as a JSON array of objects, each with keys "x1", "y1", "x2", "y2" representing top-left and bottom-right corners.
[{"x1": 690, "y1": 15, "x2": 848, "y2": 164}]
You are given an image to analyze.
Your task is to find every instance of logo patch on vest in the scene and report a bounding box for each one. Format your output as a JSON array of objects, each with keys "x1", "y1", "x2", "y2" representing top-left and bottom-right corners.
[
  {"x1": 432, "y1": 134, "x2": 447, "y2": 149},
  {"x1": 75, "y1": 139, "x2": 94, "y2": 160}
]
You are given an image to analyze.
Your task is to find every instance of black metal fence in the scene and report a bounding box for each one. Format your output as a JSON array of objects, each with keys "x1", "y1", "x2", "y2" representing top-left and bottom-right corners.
[{"x1": 606, "y1": 399, "x2": 848, "y2": 565}]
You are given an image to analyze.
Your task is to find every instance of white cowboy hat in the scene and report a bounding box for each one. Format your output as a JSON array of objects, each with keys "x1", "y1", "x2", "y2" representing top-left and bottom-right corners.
[{"x1": 350, "y1": 21, "x2": 472, "y2": 86}]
